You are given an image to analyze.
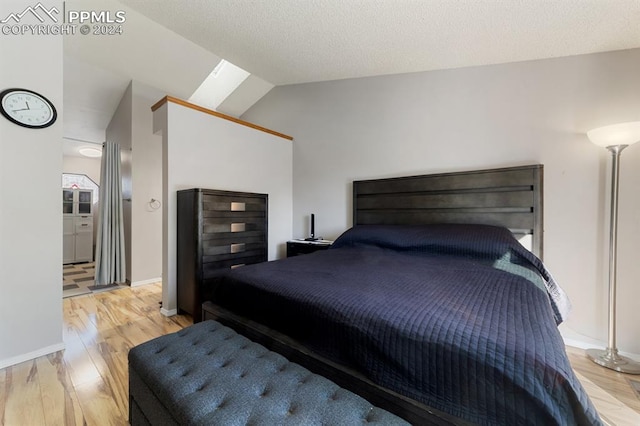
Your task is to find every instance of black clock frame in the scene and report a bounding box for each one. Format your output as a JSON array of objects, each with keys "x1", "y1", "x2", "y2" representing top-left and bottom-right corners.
[{"x1": 0, "y1": 88, "x2": 57, "y2": 129}]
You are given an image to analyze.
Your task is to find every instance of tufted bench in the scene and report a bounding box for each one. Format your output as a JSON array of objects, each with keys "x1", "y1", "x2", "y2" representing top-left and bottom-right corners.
[{"x1": 128, "y1": 320, "x2": 410, "y2": 425}]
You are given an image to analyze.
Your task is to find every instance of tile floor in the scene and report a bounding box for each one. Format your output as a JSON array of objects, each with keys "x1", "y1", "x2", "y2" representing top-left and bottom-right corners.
[
  {"x1": 62, "y1": 262, "x2": 125, "y2": 298},
  {"x1": 62, "y1": 262, "x2": 95, "y2": 298}
]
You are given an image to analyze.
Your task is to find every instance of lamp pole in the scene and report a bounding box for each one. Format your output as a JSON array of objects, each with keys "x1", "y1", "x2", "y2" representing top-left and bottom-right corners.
[{"x1": 586, "y1": 144, "x2": 640, "y2": 374}]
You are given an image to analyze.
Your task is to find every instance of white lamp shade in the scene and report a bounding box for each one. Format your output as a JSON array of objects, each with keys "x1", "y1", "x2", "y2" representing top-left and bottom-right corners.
[{"x1": 587, "y1": 121, "x2": 640, "y2": 148}]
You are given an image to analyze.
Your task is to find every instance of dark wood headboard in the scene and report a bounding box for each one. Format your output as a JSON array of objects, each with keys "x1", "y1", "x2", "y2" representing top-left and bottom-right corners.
[{"x1": 353, "y1": 165, "x2": 544, "y2": 258}]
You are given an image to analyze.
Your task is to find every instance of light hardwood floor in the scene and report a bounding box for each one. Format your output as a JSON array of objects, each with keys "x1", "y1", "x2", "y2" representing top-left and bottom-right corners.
[
  {"x1": 1, "y1": 283, "x2": 191, "y2": 425},
  {"x1": 0, "y1": 283, "x2": 639, "y2": 425},
  {"x1": 567, "y1": 346, "x2": 640, "y2": 425}
]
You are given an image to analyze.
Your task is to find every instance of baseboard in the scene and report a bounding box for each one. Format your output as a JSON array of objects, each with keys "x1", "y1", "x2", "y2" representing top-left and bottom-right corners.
[
  {"x1": 0, "y1": 342, "x2": 65, "y2": 370},
  {"x1": 131, "y1": 277, "x2": 162, "y2": 287},
  {"x1": 160, "y1": 307, "x2": 177, "y2": 317},
  {"x1": 561, "y1": 334, "x2": 640, "y2": 361}
]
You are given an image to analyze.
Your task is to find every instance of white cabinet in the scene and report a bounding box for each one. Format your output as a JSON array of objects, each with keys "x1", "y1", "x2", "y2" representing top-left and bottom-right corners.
[
  {"x1": 63, "y1": 188, "x2": 93, "y2": 216},
  {"x1": 63, "y1": 217, "x2": 76, "y2": 263},
  {"x1": 63, "y1": 189, "x2": 94, "y2": 264}
]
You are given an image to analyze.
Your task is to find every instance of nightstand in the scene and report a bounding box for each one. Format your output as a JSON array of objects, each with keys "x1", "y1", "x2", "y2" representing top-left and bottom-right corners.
[{"x1": 286, "y1": 240, "x2": 333, "y2": 257}]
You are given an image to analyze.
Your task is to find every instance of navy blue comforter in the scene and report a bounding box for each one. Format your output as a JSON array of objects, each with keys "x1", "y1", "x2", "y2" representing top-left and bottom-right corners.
[{"x1": 211, "y1": 224, "x2": 601, "y2": 425}]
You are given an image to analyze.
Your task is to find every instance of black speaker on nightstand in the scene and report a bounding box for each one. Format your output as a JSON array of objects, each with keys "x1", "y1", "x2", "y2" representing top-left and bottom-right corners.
[{"x1": 305, "y1": 213, "x2": 319, "y2": 241}]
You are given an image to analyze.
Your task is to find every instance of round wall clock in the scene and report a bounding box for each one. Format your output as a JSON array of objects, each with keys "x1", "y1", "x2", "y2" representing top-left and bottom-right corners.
[{"x1": 1, "y1": 88, "x2": 57, "y2": 129}]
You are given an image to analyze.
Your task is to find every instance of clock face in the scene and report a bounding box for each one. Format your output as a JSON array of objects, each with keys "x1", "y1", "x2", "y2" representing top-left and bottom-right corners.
[{"x1": 1, "y1": 88, "x2": 57, "y2": 129}]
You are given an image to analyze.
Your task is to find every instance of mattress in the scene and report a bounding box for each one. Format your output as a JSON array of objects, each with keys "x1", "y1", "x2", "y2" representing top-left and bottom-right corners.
[{"x1": 211, "y1": 224, "x2": 601, "y2": 425}]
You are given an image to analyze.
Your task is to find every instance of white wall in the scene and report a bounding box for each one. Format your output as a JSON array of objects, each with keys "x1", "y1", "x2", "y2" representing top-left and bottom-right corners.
[
  {"x1": 0, "y1": 0, "x2": 64, "y2": 368},
  {"x1": 154, "y1": 101, "x2": 293, "y2": 315},
  {"x1": 130, "y1": 81, "x2": 164, "y2": 286},
  {"x1": 242, "y1": 49, "x2": 640, "y2": 356},
  {"x1": 106, "y1": 81, "x2": 165, "y2": 286},
  {"x1": 62, "y1": 155, "x2": 101, "y2": 184}
]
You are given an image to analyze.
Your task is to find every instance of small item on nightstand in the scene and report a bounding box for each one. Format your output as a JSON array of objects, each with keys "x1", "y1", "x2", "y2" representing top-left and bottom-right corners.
[{"x1": 305, "y1": 213, "x2": 319, "y2": 241}]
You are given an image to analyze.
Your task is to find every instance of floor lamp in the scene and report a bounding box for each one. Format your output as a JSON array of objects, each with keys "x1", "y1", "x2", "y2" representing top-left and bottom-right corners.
[{"x1": 586, "y1": 121, "x2": 640, "y2": 375}]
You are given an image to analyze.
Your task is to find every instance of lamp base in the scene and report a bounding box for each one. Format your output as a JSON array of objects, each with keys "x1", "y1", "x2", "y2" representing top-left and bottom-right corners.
[{"x1": 586, "y1": 348, "x2": 640, "y2": 374}]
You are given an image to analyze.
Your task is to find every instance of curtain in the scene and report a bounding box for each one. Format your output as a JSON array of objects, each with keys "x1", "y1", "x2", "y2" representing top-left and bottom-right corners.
[{"x1": 94, "y1": 140, "x2": 126, "y2": 285}]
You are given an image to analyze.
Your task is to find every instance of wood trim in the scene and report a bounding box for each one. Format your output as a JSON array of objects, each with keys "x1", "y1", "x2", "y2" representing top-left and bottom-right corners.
[{"x1": 151, "y1": 95, "x2": 293, "y2": 141}]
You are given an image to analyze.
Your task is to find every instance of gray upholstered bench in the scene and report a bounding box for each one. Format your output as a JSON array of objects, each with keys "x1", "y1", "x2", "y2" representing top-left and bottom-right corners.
[{"x1": 128, "y1": 320, "x2": 410, "y2": 426}]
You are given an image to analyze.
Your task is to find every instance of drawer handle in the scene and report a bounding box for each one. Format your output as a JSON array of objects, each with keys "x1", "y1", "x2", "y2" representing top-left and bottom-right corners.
[
  {"x1": 230, "y1": 264, "x2": 245, "y2": 269},
  {"x1": 230, "y1": 223, "x2": 246, "y2": 232},
  {"x1": 80, "y1": 224, "x2": 89, "y2": 227},
  {"x1": 230, "y1": 243, "x2": 245, "y2": 253},
  {"x1": 230, "y1": 202, "x2": 246, "y2": 212}
]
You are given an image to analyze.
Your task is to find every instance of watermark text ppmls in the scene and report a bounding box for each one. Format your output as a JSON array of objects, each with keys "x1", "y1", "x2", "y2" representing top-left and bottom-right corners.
[{"x1": 1, "y1": 2, "x2": 127, "y2": 36}]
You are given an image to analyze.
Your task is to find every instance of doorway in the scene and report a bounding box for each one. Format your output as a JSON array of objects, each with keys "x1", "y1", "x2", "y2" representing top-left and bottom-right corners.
[{"x1": 61, "y1": 173, "x2": 99, "y2": 298}]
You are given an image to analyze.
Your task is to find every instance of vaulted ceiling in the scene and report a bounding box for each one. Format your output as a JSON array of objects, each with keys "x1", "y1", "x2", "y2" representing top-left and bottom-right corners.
[{"x1": 64, "y1": 0, "x2": 640, "y2": 150}]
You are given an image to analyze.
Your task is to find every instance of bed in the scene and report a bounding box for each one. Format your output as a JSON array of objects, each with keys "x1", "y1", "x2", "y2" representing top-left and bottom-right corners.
[{"x1": 202, "y1": 165, "x2": 601, "y2": 425}]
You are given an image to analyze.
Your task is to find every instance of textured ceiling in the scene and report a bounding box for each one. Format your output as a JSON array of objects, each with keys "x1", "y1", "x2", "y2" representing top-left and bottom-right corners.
[
  {"x1": 119, "y1": 0, "x2": 640, "y2": 85},
  {"x1": 63, "y1": 0, "x2": 640, "y2": 147}
]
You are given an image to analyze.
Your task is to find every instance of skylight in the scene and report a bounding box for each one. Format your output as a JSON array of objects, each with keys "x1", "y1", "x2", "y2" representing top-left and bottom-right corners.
[{"x1": 189, "y1": 59, "x2": 250, "y2": 112}]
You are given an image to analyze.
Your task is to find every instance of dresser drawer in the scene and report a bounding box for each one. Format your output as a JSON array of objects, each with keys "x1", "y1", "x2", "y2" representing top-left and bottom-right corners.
[
  {"x1": 202, "y1": 219, "x2": 265, "y2": 234},
  {"x1": 202, "y1": 255, "x2": 266, "y2": 278},
  {"x1": 202, "y1": 233, "x2": 265, "y2": 245},
  {"x1": 202, "y1": 195, "x2": 266, "y2": 212},
  {"x1": 202, "y1": 241, "x2": 265, "y2": 257},
  {"x1": 203, "y1": 249, "x2": 266, "y2": 264},
  {"x1": 75, "y1": 218, "x2": 93, "y2": 232}
]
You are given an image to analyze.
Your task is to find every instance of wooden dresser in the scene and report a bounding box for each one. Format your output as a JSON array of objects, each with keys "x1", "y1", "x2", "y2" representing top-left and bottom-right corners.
[{"x1": 177, "y1": 188, "x2": 268, "y2": 322}]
